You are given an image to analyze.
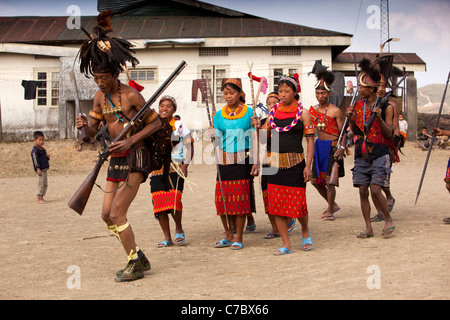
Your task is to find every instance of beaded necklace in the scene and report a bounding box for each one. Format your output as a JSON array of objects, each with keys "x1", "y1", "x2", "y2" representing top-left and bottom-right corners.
[
  {"x1": 268, "y1": 101, "x2": 303, "y2": 132},
  {"x1": 316, "y1": 102, "x2": 329, "y2": 131},
  {"x1": 103, "y1": 80, "x2": 126, "y2": 124}
]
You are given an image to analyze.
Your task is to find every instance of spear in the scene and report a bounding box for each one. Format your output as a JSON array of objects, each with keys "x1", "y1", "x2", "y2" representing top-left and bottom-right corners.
[{"x1": 415, "y1": 70, "x2": 450, "y2": 205}]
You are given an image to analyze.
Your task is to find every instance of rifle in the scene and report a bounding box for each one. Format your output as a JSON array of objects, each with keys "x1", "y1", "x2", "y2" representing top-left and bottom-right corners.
[
  {"x1": 329, "y1": 54, "x2": 359, "y2": 186},
  {"x1": 70, "y1": 69, "x2": 90, "y2": 142},
  {"x1": 329, "y1": 89, "x2": 359, "y2": 186},
  {"x1": 68, "y1": 60, "x2": 187, "y2": 215}
]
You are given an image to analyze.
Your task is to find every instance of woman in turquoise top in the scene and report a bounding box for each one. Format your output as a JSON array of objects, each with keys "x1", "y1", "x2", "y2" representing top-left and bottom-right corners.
[{"x1": 212, "y1": 78, "x2": 258, "y2": 250}]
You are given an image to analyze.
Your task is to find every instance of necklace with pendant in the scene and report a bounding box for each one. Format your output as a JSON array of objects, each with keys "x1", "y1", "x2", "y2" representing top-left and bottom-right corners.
[{"x1": 316, "y1": 102, "x2": 329, "y2": 131}]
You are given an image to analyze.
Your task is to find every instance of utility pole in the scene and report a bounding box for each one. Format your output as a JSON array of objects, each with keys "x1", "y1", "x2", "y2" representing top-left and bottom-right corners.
[{"x1": 380, "y1": 0, "x2": 390, "y2": 52}]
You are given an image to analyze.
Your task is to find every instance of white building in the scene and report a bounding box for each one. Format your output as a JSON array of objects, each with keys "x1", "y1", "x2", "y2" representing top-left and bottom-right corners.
[{"x1": 0, "y1": 0, "x2": 422, "y2": 141}]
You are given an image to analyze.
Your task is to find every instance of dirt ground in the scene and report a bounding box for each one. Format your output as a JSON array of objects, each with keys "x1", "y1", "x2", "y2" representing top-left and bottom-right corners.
[{"x1": 0, "y1": 139, "x2": 449, "y2": 300}]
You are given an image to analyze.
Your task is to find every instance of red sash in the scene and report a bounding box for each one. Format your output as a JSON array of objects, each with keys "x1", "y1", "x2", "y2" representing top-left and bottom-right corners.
[
  {"x1": 354, "y1": 100, "x2": 399, "y2": 162},
  {"x1": 309, "y1": 106, "x2": 339, "y2": 136}
]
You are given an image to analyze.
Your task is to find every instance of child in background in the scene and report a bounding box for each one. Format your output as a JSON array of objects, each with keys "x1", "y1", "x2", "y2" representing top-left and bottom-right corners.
[{"x1": 31, "y1": 131, "x2": 50, "y2": 204}]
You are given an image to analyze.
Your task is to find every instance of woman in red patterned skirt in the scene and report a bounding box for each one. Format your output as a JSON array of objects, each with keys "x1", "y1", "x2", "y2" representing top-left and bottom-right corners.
[
  {"x1": 212, "y1": 78, "x2": 258, "y2": 250},
  {"x1": 261, "y1": 74, "x2": 315, "y2": 255}
]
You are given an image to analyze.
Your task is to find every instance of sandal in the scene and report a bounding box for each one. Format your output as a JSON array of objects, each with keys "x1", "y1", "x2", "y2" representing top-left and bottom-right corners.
[
  {"x1": 357, "y1": 232, "x2": 374, "y2": 239},
  {"x1": 214, "y1": 239, "x2": 232, "y2": 248},
  {"x1": 231, "y1": 242, "x2": 244, "y2": 250},
  {"x1": 382, "y1": 226, "x2": 396, "y2": 236},
  {"x1": 322, "y1": 214, "x2": 335, "y2": 221},
  {"x1": 157, "y1": 240, "x2": 174, "y2": 248},
  {"x1": 174, "y1": 232, "x2": 185, "y2": 244},
  {"x1": 245, "y1": 224, "x2": 256, "y2": 233},
  {"x1": 264, "y1": 232, "x2": 280, "y2": 239},
  {"x1": 302, "y1": 236, "x2": 313, "y2": 251},
  {"x1": 274, "y1": 247, "x2": 293, "y2": 256},
  {"x1": 288, "y1": 219, "x2": 296, "y2": 232}
]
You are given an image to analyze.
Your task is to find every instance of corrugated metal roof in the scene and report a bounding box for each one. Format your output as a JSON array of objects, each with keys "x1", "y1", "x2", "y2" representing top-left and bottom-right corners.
[
  {"x1": 335, "y1": 52, "x2": 426, "y2": 65},
  {"x1": 0, "y1": 16, "x2": 351, "y2": 44}
]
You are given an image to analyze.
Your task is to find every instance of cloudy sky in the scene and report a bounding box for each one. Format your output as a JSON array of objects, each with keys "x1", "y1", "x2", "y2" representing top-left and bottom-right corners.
[{"x1": 1, "y1": 0, "x2": 449, "y2": 88}]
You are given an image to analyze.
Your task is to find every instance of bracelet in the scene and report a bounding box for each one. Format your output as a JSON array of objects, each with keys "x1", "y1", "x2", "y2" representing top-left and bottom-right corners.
[{"x1": 340, "y1": 145, "x2": 346, "y2": 150}]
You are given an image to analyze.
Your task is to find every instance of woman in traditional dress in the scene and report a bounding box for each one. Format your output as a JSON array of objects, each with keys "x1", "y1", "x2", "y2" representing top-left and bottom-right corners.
[
  {"x1": 261, "y1": 93, "x2": 296, "y2": 239},
  {"x1": 262, "y1": 74, "x2": 315, "y2": 255},
  {"x1": 212, "y1": 78, "x2": 258, "y2": 250},
  {"x1": 150, "y1": 96, "x2": 194, "y2": 247}
]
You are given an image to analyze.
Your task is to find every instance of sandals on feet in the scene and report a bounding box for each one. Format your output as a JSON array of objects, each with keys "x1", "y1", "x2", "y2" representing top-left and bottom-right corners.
[
  {"x1": 157, "y1": 240, "x2": 174, "y2": 248},
  {"x1": 274, "y1": 247, "x2": 293, "y2": 256},
  {"x1": 174, "y1": 232, "x2": 185, "y2": 244},
  {"x1": 214, "y1": 239, "x2": 232, "y2": 248}
]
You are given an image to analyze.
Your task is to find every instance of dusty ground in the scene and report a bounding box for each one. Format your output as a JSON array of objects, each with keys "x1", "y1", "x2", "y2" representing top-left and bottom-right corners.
[{"x1": 0, "y1": 139, "x2": 449, "y2": 300}]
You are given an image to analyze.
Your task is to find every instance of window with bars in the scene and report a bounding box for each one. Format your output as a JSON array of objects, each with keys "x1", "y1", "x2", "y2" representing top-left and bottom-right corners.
[
  {"x1": 129, "y1": 68, "x2": 157, "y2": 82},
  {"x1": 199, "y1": 47, "x2": 228, "y2": 57},
  {"x1": 272, "y1": 66, "x2": 300, "y2": 93},
  {"x1": 198, "y1": 65, "x2": 229, "y2": 106},
  {"x1": 272, "y1": 46, "x2": 301, "y2": 56},
  {"x1": 35, "y1": 69, "x2": 59, "y2": 108}
]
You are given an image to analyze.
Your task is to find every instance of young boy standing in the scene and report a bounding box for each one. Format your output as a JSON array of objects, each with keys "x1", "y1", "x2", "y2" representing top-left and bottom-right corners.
[{"x1": 31, "y1": 131, "x2": 50, "y2": 204}]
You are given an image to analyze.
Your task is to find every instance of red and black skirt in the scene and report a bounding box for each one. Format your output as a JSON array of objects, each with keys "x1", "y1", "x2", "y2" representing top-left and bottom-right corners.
[
  {"x1": 215, "y1": 158, "x2": 255, "y2": 216},
  {"x1": 267, "y1": 161, "x2": 308, "y2": 219},
  {"x1": 150, "y1": 165, "x2": 184, "y2": 217}
]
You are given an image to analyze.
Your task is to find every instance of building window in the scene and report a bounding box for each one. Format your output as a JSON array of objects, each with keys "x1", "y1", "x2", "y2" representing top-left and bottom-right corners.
[
  {"x1": 199, "y1": 47, "x2": 228, "y2": 57},
  {"x1": 129, "y1": 68, "x2": 157, "y2": 82},
  {"x1": 197, "y1": 65, "x2": 229, "y2": 106},
  {"x1": 272, "y1": 46, "x2": 301, "y2": 56},
  {"x1": 271, "y1": 65, "x2": 301, "y2": 93},
  {"x1": 34, "y1": 69, "x2": 59, "y2": 108}
]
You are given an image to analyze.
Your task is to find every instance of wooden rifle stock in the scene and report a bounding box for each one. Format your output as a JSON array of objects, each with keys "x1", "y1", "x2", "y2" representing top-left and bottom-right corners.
[
  {"x1": 68, "y1": 61, "x2": 187, "y2": 215},
  {"x1": 67, "y1": 153, "x2": 109, "y2": 215}
]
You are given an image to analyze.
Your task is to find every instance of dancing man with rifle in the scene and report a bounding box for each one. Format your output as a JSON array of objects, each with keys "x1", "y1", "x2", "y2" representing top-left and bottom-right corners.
[
  {"x1": 74, "y1": 12, "x2": 166, "y2": 282},
  {"x1": 309, "y1": 69, "x2": 346, "y2": 221},
  {"x1": 346, "y1": 58, "x2": 398, "y2": 238}
]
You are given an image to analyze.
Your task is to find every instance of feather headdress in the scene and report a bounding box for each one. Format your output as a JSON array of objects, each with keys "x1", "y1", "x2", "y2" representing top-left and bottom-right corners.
[
  {"x1": 77, "y1": 10, "x2": 139, "y2": 77},
  {"x1": 314, "y1": 70, "x2": 335, "y2": 92},
  {"x1": 358, "y1": 58, "x2": 381, "y2": 88}
]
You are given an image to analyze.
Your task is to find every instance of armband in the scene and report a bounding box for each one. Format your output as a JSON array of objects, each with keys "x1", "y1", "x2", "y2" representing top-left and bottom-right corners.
[
  {"x1": 89, "y1": 110, "x2": 103, "y2": 121},
  {"x1": 303, "y1": 125, "x2": 316, "y2": 136}
]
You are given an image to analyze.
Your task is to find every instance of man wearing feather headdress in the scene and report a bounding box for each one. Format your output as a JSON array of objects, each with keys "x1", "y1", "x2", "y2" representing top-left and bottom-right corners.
[
  {"x1": 309, "y1": 69, "x2": 346, "y2": 221},
  {"x1": 346, "y1": 57, "x2": 397, "y2": 238},
  {"x1": 75, "y1": 11, "x2": 162, "y2": 282}
]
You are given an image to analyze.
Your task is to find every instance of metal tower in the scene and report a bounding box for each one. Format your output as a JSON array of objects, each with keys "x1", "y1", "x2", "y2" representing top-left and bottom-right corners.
[{"x1": 380, "y1": 0, "x2": 390, "y2": 52}]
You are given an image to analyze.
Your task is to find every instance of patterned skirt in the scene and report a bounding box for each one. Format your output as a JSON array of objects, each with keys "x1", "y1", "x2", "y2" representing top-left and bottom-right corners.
[
  {"x1": 215, "y1": 160, "x2": 255, "y2": 216},
  {"x1": 267, "y1": 161, "x2": 308, "y2": 219},
  {"x1": 150, "y1": 168, "x2": 184, "y2": 217},
  {"x1": 445, "y1": 157, "x2": 450, "y2": 184}
]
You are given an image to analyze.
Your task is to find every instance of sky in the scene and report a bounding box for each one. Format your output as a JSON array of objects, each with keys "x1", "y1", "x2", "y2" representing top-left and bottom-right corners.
[{"x1": 1, "y1": 0, "x2": 449, "y2": 88}]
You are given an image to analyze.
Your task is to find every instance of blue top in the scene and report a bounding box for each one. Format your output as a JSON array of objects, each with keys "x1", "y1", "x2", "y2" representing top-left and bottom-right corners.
[
  {"x1": 31, "y1": 145, "x2": 49, "y2": 172},
  {"x1": 213, "y1": 105, "x2": 254, "y2": 153}
]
